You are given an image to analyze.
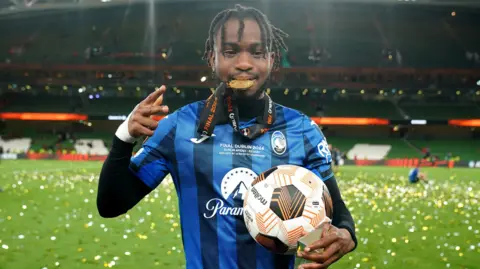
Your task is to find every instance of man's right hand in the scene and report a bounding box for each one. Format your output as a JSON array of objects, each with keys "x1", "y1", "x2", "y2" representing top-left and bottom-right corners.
[{"x1": 128, "y1": 85, "x2": 169, "y2": 138}]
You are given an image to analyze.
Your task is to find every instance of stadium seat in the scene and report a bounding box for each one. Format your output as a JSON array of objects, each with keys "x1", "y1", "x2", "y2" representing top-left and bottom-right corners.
[
  {"x1": 346, "y1": 144, "x2": 392, "y2": 161},
  {"x1": 0, "y1": 137, "x2": 32, "y2": 153},
  {"x1": 74, "y1": 139, "x2": 109, "y2": 155}
]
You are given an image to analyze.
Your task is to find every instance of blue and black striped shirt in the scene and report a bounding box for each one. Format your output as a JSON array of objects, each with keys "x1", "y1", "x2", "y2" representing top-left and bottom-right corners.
[{"x1": 129, "y1": 101, "x2": 334, "y2": 269}]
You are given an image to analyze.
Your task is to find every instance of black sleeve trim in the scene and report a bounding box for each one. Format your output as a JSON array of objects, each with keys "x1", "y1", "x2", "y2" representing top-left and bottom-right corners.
[
  {"x1": 320, "y1": 167, "x2": 333, "y2": 179},
  {"x1": 324, "y1": 175, "x2": 358, "y2": 251},
  {"x1": 96, "y1": 136, "x2": 152, "y2": 218}
]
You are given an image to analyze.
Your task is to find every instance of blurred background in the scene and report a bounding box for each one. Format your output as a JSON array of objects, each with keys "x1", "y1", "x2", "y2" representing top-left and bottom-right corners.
[
  {"x1": 0, "y1": 0, "x2": 479, "y2": 268},
  {"x1": 1, "y1": 0, "x2": 479, "y2": 163}
]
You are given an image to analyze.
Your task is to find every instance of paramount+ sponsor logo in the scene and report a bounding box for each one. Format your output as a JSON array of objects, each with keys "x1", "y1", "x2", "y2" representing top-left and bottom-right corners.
[
  {"x1": 203, "y1": 168, "x2": 257, "y2": 219},
  {"x1": 251, "y1": 187, "x2": 268, "y2": 205}
]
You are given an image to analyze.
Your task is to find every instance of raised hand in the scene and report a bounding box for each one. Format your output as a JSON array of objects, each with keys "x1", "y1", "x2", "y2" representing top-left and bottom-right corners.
[{"x1": 127, "y1": 85, "x2": 169, "y2": 138}]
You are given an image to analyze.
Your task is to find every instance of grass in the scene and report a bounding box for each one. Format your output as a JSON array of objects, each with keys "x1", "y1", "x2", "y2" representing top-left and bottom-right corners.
[{"x1": 0, "y1": 160, "x2": 479, "y2": 269}]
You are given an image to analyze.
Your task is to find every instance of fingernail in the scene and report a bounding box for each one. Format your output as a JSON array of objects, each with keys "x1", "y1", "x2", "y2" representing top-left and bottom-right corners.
[{"x1": 304, "y1": 247, "x2": 310, "y2": 252}]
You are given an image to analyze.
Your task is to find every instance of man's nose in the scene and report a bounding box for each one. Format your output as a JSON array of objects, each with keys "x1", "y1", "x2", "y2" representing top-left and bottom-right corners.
[{"x1": 235, "y1": 52, "x2": 253, "y2": 72}]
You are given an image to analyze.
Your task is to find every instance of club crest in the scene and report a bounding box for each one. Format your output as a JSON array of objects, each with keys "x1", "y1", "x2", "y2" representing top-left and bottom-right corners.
[{"x1": 271, "y1": 131, "x2": 287, "y2": 155}]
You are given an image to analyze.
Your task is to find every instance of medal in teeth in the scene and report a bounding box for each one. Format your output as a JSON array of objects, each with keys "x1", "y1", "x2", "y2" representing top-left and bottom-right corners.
[{"x1": 228, "y1": 79, "x2": 255, "y2": 89}]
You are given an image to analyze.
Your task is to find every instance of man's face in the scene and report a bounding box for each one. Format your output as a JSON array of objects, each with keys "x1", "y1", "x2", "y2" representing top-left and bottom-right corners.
[{"x1": 210, "y1": 17, "x2": 274, "y2": 98}]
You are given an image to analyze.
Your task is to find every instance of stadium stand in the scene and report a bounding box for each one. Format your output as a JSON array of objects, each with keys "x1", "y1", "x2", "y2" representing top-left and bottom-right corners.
[
  {"x1": 1, "y1": 3, "x2": 478, "y2": 68},
  {"x1": 4, "y1": 91, "x2": 479, "y2": 120},
  {"x1": 0, "y1": 2, "x2": 479, "y2": 165},
  {"x1": 0, "y1": 136, "x2": 32, "y2": 153},
  {"x1": 346, "y1": 144, "x2": 392, "y2": 161},
  {"x1": 326, "y1": 137, "x2": 479, "y2": 160},
  {"x1": 400, "y1": 102, "x2": 480, "y2": 119},
  {"x1": 74, "y1": 139, "x2": 109, "y2": 155},
  {"x1": 321, "y1": 99, "x2": 401, "y2": 118}
]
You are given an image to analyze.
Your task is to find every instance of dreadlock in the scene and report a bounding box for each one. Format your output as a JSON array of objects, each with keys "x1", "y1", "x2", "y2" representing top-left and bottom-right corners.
[{"x1": 202, "y1": 4, "x2": 289, "y2": 71}]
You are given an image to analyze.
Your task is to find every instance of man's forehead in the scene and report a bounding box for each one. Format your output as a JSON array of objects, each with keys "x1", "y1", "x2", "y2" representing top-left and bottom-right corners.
[{"x1": 215, "y1": 18, "x2": 263, "y2": 45}]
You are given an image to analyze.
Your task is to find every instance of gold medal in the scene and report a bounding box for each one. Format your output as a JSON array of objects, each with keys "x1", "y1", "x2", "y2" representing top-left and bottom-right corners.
[{"x1": 227, "y1": 79, "x2": 255, "y2": 89}]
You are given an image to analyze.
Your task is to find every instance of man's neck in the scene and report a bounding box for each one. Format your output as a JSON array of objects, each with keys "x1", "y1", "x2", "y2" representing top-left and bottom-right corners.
[{"x1": 235, "y1": 92, "x2": 265, "y2": 120}]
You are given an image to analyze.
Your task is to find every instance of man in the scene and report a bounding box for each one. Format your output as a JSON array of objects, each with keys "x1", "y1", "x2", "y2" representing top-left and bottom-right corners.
[
  {"x1": 97, "y1": 5, "x2": 356, "y2": 269},
  {"x1": 408, "y1": 164, "x2": 427, "y2": 184},
  {"x1": 422, "y1": 147, "x2": 431, "y2": 160}
]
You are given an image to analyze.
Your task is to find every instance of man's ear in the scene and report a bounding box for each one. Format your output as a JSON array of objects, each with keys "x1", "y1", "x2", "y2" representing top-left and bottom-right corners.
[
  {"x1": 269, "y1": 52, "x2": 275, "y2": 71},
  {"x1": 208, "y1": 51, "x2": 215, "y2": 69}
]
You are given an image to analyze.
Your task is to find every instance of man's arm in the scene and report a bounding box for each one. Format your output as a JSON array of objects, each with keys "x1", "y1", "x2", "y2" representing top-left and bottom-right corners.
[
  {"x1": 302, "y1": 117, "x2": 357, "y2": 250},
  {"x1": 322, "y1": 176, "x2": 357, "y2": 250},
  {"x1": 97, "y1": 136, "x2": 152, "y2": 218},
  {"x1": 96, "y1": 86, "x2": 174, "y2": 218}
]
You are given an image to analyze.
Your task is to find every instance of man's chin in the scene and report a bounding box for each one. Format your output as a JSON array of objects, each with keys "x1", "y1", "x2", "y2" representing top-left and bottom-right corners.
[{"x1": 232, "y1": 88, "x2": 262, "y2": 99}]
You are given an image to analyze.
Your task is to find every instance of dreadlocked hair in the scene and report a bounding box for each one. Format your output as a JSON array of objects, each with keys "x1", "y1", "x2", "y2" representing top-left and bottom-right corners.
[{"x1": 202, "y1": 4, "x2": 289, "y2": 71}]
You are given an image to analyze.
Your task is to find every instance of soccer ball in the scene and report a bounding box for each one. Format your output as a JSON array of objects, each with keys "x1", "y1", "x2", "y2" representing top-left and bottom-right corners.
[{"x1": 242, "y1": 165, "x2": 333, "y2": 255}]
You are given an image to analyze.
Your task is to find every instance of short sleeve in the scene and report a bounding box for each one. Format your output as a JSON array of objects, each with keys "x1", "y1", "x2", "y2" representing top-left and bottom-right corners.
[
  {"x1": 129, "y1": 113, "x2": 178, "y2": 189},
  {"x1": 302, "y1": 116, "x2": 334, "y2": 181}
]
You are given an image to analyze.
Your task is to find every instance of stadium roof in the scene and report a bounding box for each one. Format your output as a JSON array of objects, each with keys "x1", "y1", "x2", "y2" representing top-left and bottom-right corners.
[{"x1": 1, "y1": 0, "x2": 479, "y2": 17}]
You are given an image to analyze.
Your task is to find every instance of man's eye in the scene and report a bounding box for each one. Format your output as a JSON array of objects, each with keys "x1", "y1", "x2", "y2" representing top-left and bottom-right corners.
[
  {"x1": 253, "y1": 51, "x2": 266, "y2": 57},
  {"x1": 223, "y1": 50, "x2": 236, "y2": 57}
]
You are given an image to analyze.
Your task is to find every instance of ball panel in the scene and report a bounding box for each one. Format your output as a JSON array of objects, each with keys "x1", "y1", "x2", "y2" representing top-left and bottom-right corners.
[
  {"x1": 277, "y1": 220, "x2": 306, "y2": 254},
  {"x1": 263, "y1": 166, "x2": 279, "y2": 178},
  {"x1": 243, "y1": 204, "x2": 259, "y2": 239},
  {"x1": 265, "y1": 174, "x2": 279, "y2": 189},
  {"x1": 272, "y1": 173, "x2": 294, "y2": 187},
  {"x1": 285, "y1": 224, "x2": 305, "y2": 247},
  {"x1": 276, "y1": 220, "x2": 289, "y2": 249},
  {"x1": 252, "y1": 166, "x2": 278, "y2": 186},
  {"x1": 255, "y1": 209, "x2": 280, "y2": 237},
  {"x1": 270, "y1": 185, "x2": 306, "y2": 221},
  {"x1": 292, "y1": 169, "x2": 321, "y2": 198},
  {"x1": 248, "y1": 183, "x2": 274, "y2": 212},
  {"x1": 270, "y1": 166, "x2": 297, "y2": 187},
  {"x1": 255, "y1": 234, "x2": 289, "y2": 254},
  {"x1": 276, "y1": 165, "x2": 300, "y2": 176},
  {"x1": 302, "y1": 202, "x2": 327, "y2": 229},
  {"x1": 304, "y1": 179, "x2": 333, "y2": 219}
]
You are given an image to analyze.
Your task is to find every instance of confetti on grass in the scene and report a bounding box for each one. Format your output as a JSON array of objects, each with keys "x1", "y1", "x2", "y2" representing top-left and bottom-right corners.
[{"x1": 0, "y1": 161, "x2": 478, "y2": 269}]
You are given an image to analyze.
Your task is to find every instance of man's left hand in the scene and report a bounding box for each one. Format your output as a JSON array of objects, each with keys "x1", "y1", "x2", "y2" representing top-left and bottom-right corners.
[{"x1": 296, "y1": 223, "x2": 355, "y2": 269}]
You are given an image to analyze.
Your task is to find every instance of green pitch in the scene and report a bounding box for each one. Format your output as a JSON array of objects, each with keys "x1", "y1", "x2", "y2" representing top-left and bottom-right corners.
[{"x1": 0, "y1": 160, "x2": 479, "y2": 269}]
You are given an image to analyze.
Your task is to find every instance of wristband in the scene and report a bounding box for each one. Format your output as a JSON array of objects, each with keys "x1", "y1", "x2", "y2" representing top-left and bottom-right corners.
[{"x1": 115, "y1": 112, "x2": 136, "y2": 144}]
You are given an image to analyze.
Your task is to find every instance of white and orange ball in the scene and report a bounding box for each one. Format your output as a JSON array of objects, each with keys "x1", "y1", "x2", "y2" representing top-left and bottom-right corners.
[{"x1": 243, "y1": 165, "x2": 333, "y2": 255}]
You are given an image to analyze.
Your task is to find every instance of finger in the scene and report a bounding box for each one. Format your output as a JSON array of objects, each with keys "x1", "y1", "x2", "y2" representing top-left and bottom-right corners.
[
  {"x1": 315, "y1": 242, "x2": 341, "y2": 264},
  {"x1": 138, "y1": 105, "x2": 169, "y2": 116},
  {"x1": 131, "y1": 123, "x2": 154, "y2": 137},
  {"x1": 303, "y1": 224, "x2": 334, "y2": 252},
  {"x1": 306, "y1": 233, "x2": 339, "y2": 252},
  {"x1": 133, "y1": 115, "x2": 159, "y2": 130},
  {"x1": 298, "y1": 242, "x2": 339, "y2": 265},
  {"x1": 152, "y1": 92, "x2": 164, "y2": 107},
  {"x1": 298, "y1": 252, "x2": 341, "y2": 269},
  {"x1": 300, "y1": 242, "x2": 340, "y2": 263},
  {"x1": 318, "y1": 252, "x2": 342, "y2": 269},
  {"x1": 297, "y1": 263, "x2": 322, "y2": 269},
  {"x1": 142, "y1": 85, "x2": 166, "y2": 106}
]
